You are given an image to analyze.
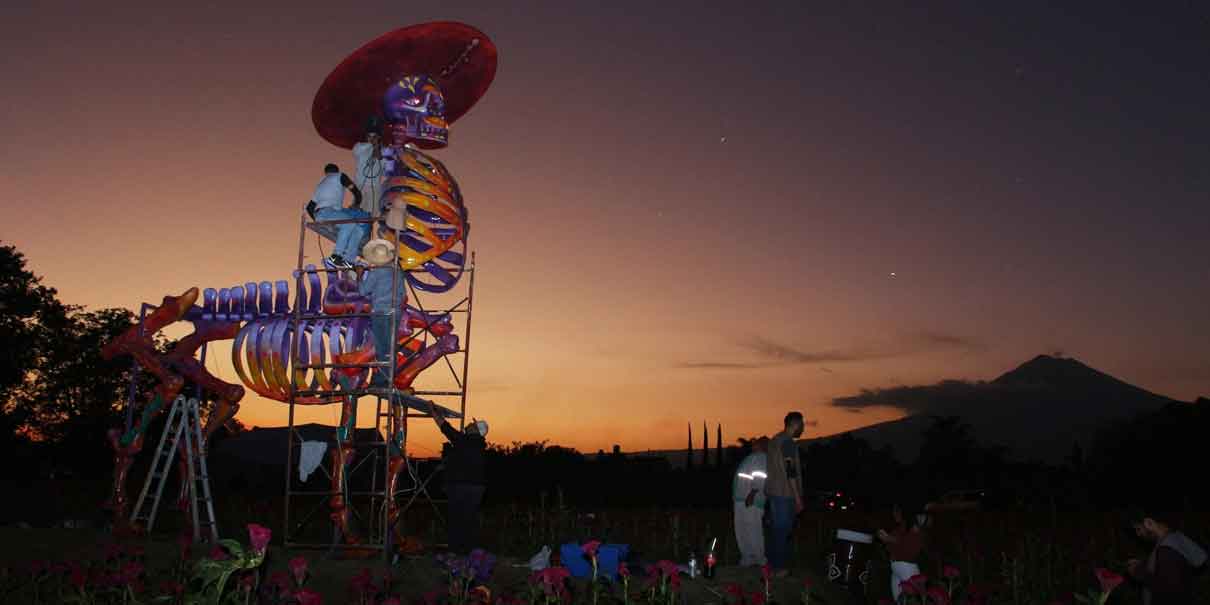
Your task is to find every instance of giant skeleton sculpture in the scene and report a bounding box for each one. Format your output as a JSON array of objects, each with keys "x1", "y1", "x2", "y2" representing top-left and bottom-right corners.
[{"x1": 101, "y1": 22, "x2": 497, "y2": 546}]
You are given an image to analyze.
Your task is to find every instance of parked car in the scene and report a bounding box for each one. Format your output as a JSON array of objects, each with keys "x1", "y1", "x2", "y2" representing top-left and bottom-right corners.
[{"x1": 805, "y1": 489, "x2": 861, "y2": 512}]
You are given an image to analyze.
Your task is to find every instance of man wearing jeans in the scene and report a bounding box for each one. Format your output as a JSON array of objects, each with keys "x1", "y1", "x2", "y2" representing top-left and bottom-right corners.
[
  {"x1": 306, "y1": 163, "x2": 368, "y2": 270},
  {"x1": 356, "y1": 239, "x2": 405, "y2": 388},
  {"x1": 765, "y1": 411, "x2": 806, "y2": 577}
]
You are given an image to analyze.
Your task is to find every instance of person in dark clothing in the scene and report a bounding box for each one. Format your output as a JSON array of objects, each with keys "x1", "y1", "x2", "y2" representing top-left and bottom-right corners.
[
  {"x1": 432, "y1": 412, "x2": 488, "y2": 554},
  {"x1": 1127, "y1": 509, "x2": 1207, "y2": 605}
]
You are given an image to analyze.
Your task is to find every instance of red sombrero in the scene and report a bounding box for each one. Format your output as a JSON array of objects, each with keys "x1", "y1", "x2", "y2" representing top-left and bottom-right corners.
[{"x1": 312, "y1": 21, "x2": 498, "y2": 149}]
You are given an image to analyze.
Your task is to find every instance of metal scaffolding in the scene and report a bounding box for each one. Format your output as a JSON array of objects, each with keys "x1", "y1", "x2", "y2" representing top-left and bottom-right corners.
[{"x1": 283, "y1": 212, "x2": 475, "y2": 559}]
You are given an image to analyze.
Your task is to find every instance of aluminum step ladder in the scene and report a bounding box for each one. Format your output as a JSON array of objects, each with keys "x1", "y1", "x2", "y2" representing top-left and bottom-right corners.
[{"x1": 130, "y1": 395, "x2": 219, "y2": 542}]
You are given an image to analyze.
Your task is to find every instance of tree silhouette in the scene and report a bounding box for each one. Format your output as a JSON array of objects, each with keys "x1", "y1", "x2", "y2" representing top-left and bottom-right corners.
[
  {"x1": 0, "y1": 241, "x2": 165, "y2": 475},
  {"x1": 715, "y1": 424, "x2": 722, "y2": 469},
  {"x1": 914, "y1": 415, "x2": 978, "y2": 493},
  {"x1": 686, "y1": 422, "x2": 693, "y2": 470}
]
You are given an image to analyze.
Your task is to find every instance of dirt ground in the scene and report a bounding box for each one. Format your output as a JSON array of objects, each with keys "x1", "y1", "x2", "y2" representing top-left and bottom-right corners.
[{"x1": 0, "y1": 527, "x2": 861, "y2": 604}]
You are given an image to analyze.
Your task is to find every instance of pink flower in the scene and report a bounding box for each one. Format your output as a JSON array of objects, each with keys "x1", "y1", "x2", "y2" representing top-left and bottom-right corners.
[
  {"x1": 1094, "y1": 568, "x2": 1123, "y2": 595},
  {"x1": 669, "y1": 572, "x2": 682, "y2": 591},
  {"x1": 901, "y1": 580, "x2": 921, "y2": 596},
  {"x1": 581, "y1": 540, "x2": 602, "y2": 558},
  {"x1": 910, "y1": 574, "x2": 929, "y2": 589},
  {"x1": 538, "y1": 566, "x2": 571, "y2": 586},
  {"x1": 761, "y1": 563, "x2": 772, "y2": 581},
  {"x1": 751, "y1": 590, "x2": 768, "y2": 605},
  {"x1": 350, "y1": 567, "x2": 376, "y2": 595},
  {"x1": 238, "y1": 573, "x2": 256, "y2": 593},
  {"x1": 618, "y1": 562, "x2": 630, "y2": 578},
  {"x1": 209, "y1": 545, "x2": 229, "y2": 561},
  {"x1": 943, "y1": 565, "x2": 961, "y2": 579},
  {"x1": 423, "y1": 589, "x2": 441, "y2": 605},
  {"x1": 119, "y1": 561, "x2": 144, "y2": 584},
  {"x1": 657, "y1": 560, "x2": 680, "y2": 578},
  {"x1": 295, "y1": 587, "x2": 323, "y2": 605},
  {"x1": 159, "y1": 580, "x2": 185, "y2": 595},
  {"x1": 927, "y1": 585, "x2": 952, "y2": 605},
  {"x1": 289, "y1": 555, "x2": 309, "y2": 586},
  {"x1": 804, "y1": 577, "x2": 813, "y2": 589},
  {"x1": 177, "y1": 532, "x2": 192, "y2": 559},
  {"x1": 267, "y1": 570, "x2": 290, "y2": 591},
  {"x1": 89, "y1": 569, "x2": 115, "y2": 589},
  {"x1": 68, "y1": 563, "x2": 87, "y2": 589},
  {"x1": 246, "y1": 523, "x2": 272, "y2": 553}
]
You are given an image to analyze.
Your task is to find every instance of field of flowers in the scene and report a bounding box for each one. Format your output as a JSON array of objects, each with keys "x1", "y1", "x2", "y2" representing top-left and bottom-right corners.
[{"x1": 3, "y1": 480, "x2": 1208, "y2": 604}]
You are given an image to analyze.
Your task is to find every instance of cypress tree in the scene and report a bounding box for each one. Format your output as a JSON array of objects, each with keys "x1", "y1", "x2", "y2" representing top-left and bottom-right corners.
[{"x1": 687, "y1": 422, "x2": 694, "y2": 470}]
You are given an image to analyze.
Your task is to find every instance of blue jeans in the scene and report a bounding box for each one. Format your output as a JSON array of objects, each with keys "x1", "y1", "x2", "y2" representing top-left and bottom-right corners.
[
  {"x1": 369, "y1": 312, "x2": 394, "y2": 387},
  {"x1": 316, "y1": 207, "x2": 370, "y2": 260},
  {"x1": 768, "y1": 495, "x2": 795, "y2": 570}
]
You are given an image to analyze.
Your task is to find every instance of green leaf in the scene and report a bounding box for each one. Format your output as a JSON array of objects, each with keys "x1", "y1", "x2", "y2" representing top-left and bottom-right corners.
[
  {"x1": 217, "y1": 540, "x2": 245, "y2": 558},
  {"x1": 1073, "y1": 594, "x2": 1091, "y2": 604}
]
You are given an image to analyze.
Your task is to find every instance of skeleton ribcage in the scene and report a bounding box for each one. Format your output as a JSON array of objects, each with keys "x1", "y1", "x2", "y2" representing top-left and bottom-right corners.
[
  {"x1": 198, "y1": 266, "x2": 371, "y2": 404},
  {"x1": 381, "y1": 147, "x2": 468, "y2": 293}
]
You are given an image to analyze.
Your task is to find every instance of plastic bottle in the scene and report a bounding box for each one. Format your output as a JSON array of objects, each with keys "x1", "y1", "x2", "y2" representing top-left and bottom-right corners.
[{"x1": 688, "y1": 551, "x2": 698, "y2": 578}]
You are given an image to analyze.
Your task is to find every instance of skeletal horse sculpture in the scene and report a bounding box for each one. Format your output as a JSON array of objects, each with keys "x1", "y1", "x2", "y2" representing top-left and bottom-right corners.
[{"x1": 102, "y1": 22, "x2": 498, "y2": 546}]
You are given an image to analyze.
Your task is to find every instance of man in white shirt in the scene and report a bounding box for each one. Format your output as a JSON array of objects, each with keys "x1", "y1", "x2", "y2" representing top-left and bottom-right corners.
[
  {"x1": 733, "y1": 437, "x2": 769, "y2": 566},
  {"x1": 306, "y1": 163, "x2": 368, "y2": 270},
  {"x1": 352, "y1": 117, "x2": 387, "y2": 216}
]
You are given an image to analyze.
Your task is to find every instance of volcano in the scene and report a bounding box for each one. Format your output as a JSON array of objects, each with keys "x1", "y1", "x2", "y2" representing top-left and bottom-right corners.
[{"x1": 816, "y1": 355, "x2": 1185, "y2": 463}]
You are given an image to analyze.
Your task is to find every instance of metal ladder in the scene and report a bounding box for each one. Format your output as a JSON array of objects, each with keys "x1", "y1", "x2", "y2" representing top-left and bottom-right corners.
[{"x1": 130, "y1": 395, "x2": 219, "y2": 542}]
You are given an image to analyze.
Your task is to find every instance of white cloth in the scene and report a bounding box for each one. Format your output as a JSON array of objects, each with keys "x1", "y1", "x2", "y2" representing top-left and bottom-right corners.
[
  {"x1": 299, "y1": 441, "x2": 328, "y2": 482},
  {"x1": 352, "y1": 142, "x2": 386, "y2": 214},
  {"x1": 733, "y1": 500, "x2": 766, "y2": 566},
  {"x1": 527, "y1": 545, "x2": 551, "y2": 571},
  {"x1": 733, "y1": 452, "x2": 768, "y2": 505},
  {"x1": 312, "y1": 173, "x2": 346, "y2": 210},
  {"x1": 890, "y1": 560, "x2": 921, "y2": 602}
]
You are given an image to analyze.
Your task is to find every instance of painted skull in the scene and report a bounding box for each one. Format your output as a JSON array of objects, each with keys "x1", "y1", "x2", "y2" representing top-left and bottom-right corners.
[{"x1": 383, "y1": 75, "x2": 448, "y2": 147}]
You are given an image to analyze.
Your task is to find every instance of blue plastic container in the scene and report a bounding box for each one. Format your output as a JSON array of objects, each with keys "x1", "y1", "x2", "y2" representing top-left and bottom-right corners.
[
  {"x1": 596, "y1": 544, "x2": 629, "y2": 580},
  {"x1": 559, "y1": 543, "x2": 630, "y2": 580},
  {"x1": 560, "y1": 543, "x2": 592, "y2": 578}
]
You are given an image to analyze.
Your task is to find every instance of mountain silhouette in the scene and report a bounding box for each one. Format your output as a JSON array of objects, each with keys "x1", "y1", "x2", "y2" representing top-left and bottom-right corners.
[{"x1": 818, "y1": 354, "x2": 1186, "y2": 464}]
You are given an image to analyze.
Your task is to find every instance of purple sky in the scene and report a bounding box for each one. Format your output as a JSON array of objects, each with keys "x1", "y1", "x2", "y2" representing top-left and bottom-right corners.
[{"x1": 2, "y1": 1, "x2": 1207, "y2": 453}]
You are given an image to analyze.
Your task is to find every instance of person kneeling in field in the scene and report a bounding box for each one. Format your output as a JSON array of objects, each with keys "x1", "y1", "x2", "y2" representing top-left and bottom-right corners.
[
  {"x1": 1127, "y1": 508, "x2": 1207, "y2": 605},
  {"x1": 878, "y1": 504, "x2": 928, "y2": 603}
]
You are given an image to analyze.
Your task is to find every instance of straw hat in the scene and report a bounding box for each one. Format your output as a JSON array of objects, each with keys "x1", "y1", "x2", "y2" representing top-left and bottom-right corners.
[{"x1": 361, "y1": 239, "x2": 395, "y2": 266}]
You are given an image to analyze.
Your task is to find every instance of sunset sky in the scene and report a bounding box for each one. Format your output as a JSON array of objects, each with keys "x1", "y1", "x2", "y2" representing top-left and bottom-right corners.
[{"x1": 3, "y1": 2, "x2": 1208, "y2": 457}]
